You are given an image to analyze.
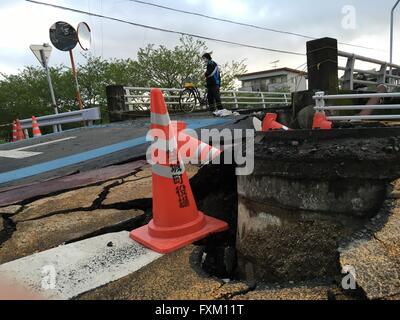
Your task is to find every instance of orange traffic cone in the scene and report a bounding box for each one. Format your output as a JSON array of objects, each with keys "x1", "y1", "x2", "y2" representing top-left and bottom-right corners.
[
  {"x1": 262, "y1": 113, "x2": 290, "y2": 131},
  {"x1": 312, "y1": 112, "x2": 332, "y2": 130},
  {"x1": 12, "y1": 121, "x2": 18, "y2": 142},
  {"x1": 16, "y1": 119, "x2": 25, "y2": 141},
  {"x1": 130, "y1": 88, "x2": 228, "y2": 254},
  {"x1": 171, "y1": 121, "x2": 222, "y2": 165},
  {"x1": 31, "y1": 116, "x2": 42, "y2": 137}
]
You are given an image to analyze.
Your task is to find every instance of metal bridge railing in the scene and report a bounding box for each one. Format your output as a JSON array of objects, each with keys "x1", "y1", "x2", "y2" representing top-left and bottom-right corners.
[
  {"x1": 123, "y1": 87, "x2": 291, "y2": 112},
  {"x1": 338, "y1": 51, "x2": 400, "y2": 91},
  {"x1": 313, "y1": 91, "x2": 400, "y2": 121},
  {"x1": 18, "y1": 108, "x2": 101, "y2": 138}
]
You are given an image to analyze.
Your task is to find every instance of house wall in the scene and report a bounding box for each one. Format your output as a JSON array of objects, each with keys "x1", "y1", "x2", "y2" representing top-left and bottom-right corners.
[{"x1": 240, "y1": 72, "x2": 307, "y2": 92}]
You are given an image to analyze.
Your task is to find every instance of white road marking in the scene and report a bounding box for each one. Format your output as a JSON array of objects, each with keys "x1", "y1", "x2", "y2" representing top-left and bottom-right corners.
[
  {"x1": 15, "y1": 136, "x2": 77, "y2": 151},
  {"x1": 0, "y1": 232, "x2": 162, "y2": 300},
  {"x1": 0, "y1": 136, "x2": 77, "y2": 159},
  {"x1": 0, "y1": 150, "x2": 42, "y2": 159}
]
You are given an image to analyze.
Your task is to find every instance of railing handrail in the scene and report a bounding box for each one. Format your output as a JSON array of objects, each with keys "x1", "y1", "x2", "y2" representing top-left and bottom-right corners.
[
  {"x1": 121, "y1": 87, "x2": 291, "y2": 112},
  {"x1": 313, "y1": 91, "x2": 400, "y2": 122},
  {"x1": 19, "y1": 107, "x2": 101, "y2": 129},
  {"x1": 338, "y1": 51, "x2": 400, "y2": 70},
  {"x1": 124, "y1": 86, "x2": 291, "y2": 96},
  {"x1": 313, "y1": 92, "x2": 400, "y2": 100}
]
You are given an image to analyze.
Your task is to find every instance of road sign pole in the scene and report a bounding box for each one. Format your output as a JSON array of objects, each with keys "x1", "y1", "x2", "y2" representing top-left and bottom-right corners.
[
  {"x1": 40, "y1": 49, "x2": 60, "y2": 133},
  {"x1": 69, "y1": 49, "x2": 84, "y2": 110}
]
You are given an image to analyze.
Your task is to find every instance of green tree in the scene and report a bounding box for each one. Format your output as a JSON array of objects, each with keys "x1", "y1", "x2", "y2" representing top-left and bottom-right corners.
[
  {"x1": 136, "y1": 36, "x2": 247, "y2": 90},
  {"x1": 0, "y1": 36, "x2": 247, "y2": 142}
]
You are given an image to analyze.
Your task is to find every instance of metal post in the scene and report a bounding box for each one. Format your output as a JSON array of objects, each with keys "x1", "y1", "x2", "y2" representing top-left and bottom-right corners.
[
  {"x1": 40, "y1": 49, "x2": 60, "y2": 133},
  {"x1": 69, "y1": 49, "x2": 84, "y2": 110},
  {"x1": 390, "y1": 0, "x2": 400, "y2": 75},
  {"x1": 314, "y1": 91, "x2": 326, "y2": 113}
]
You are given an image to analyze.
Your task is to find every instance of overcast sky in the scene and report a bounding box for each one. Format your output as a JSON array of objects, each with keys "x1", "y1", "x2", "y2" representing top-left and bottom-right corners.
[{"x1": 0, "y1": 0, "x2": 398, "y2": 77}]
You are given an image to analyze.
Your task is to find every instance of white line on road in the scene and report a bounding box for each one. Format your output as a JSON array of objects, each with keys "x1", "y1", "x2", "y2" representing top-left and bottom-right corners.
[
  {"x1": 0, "y1": 136, "x2": 77, "y2": 159},
  {"x1": 15, "y1": 136, "x2": 77, "y2": 151},
  {"x1": 0, "y1": 150, "x2": 42, "y2": 159}
]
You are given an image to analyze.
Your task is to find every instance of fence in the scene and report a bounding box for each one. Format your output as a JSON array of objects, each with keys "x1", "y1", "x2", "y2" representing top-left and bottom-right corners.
[
  {"x1": 314, "y1": 91, "x2": 400, "y2": 121},
  {"x1": 106, "y1": 85, "x2": 291, "y2": 117},
  {"x1": 338, "y1": 51, "x2": 400, "y2": 91},
  {"x1": 124, "y1": 87, "x2": 291, "y2": 111}
]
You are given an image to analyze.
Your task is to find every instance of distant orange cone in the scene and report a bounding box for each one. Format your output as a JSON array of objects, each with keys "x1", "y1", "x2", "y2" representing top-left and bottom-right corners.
[
  {"x1": 31, "y1": 116, "x2": 42, "y2": 137},
  {"x1": 12, "y1": 121, "x2": 18, "y2": 142},
  {"x1": 171, "y1": 121, "x2": 222, "y2": 165},
  {"x1": 312, "y1": 112, "x2": 332, "y2": 130},
  {"x1": 16, "y1": 119, "x2": 25, "y2": 141},
  {"x1": 130, "y1": 88, "x2": 228, "y2": 254},
  {"x1": 262, "y1": 113, "x2": 290, "y2": 131}
]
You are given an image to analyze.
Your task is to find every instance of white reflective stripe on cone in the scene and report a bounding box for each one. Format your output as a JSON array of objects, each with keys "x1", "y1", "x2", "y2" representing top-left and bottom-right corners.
[
  {"x1": 151, "y1": 136, "x2": 178, "y2": 152},
  {"x1": 282, "y1": 126, "x2": 289, "y2": 131},
  {"x1": 151, "y1": 113, "x2": 171, "y2": 126},
  {"x1": 152, "y1": 162, "x2": 186, "y2": 179}
]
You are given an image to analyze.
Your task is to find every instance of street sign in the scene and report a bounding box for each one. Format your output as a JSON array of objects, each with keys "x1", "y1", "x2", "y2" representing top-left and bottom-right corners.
[{"x1": 30, "y1": 44, "x2": 52, "y2": 67}]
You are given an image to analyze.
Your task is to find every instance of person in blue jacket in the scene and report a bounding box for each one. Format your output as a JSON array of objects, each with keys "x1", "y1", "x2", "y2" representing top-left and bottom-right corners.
[{"x1": 202, "y1": 53, "x2": 223, "y2": 112}]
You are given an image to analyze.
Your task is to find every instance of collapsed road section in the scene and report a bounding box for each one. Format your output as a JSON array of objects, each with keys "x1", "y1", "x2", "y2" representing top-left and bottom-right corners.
[{"x1": 237, "y1": 128, "x2": 400, "y2": 289}]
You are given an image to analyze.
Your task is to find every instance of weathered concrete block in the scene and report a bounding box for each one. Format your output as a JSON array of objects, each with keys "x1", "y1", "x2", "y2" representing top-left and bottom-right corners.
[
  {"x1": 0, "y1": 205, "x2": 21, "y2": 215},
  {"x1": 238, "y1": 175, "x2": 386, "y2": 216},
  {"x1": 235, "y1": 127, "x2": 400, "y2": 283},
  {"x1": 236, "y1": 197, "x2": 360, "y2": 283}
]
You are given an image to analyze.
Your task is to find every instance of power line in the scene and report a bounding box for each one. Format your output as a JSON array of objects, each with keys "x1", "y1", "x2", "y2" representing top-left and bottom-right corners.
[
  {"x1": 128, "y1": 0, "x2": 384, "y2": 52},
  {"x1": 25, "y1": 0, "x2": 305, "y2": 56}
]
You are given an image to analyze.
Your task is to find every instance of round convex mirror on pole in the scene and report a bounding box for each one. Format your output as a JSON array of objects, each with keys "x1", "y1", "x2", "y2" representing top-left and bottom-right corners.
[
  {"x1": 77, "y1": 22, "x2": 91, "y2": 51},
  {"x1": 49, "y1": 21, "x2": 84, "y2": 110}
]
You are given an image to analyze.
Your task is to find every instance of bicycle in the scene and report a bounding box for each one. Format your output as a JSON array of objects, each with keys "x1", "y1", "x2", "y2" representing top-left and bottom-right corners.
[{"x1": 179, "y1": 82, "x2": 208, "y2": 113}]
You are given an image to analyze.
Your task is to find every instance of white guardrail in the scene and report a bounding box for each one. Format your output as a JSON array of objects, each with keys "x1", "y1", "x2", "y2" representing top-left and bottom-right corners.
[
  {"x1": 338, "y1": 51, "x2": 400, "y2": 91},
  {"x1": 123, "y1": 87, "x2": 291, "y2": 112},
  {"x1": 314, "y1": 91, "x2": 400, "y2": 121},
  {"x1": 19, "y1": 107, "x2": 101, "y2": 136}
]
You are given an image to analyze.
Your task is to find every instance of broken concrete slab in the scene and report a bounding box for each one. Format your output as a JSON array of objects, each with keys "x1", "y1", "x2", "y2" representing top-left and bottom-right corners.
[
  {"x1": 0, "y1": 209, "x2": 144, "y2": 264},
  {"x1": 103, "y1": 179, "x2": 152, "y2": 207},
  {"x1": 0, "y1": 232, "x2": 162, "y2": 300},
  {"x1": 0, "y1": 205, "x2": 21, "y2": 215},
  {"x1": 12, "y1": 181, "x2": 119, "y2": 223},
  {"x1": 79, "y1": 246, "x2": 226, "y2": 300},
  {"x1": 123, "y1": 165, "x2": 152, "y2": 182},
  {"x1": 0, "y1": 160, "x2": 147, "y2": 207}
]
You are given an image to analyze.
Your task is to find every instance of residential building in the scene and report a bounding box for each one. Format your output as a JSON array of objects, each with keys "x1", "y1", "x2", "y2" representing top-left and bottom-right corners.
[{"x1": 236, "y1": 67, "x2": 307, "y2": 92}]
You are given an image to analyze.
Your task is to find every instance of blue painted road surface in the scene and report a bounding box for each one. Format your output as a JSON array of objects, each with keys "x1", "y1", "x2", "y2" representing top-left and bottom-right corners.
[{"x1": 0, "y1": 117, "x2": 237, "y2": 188}]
